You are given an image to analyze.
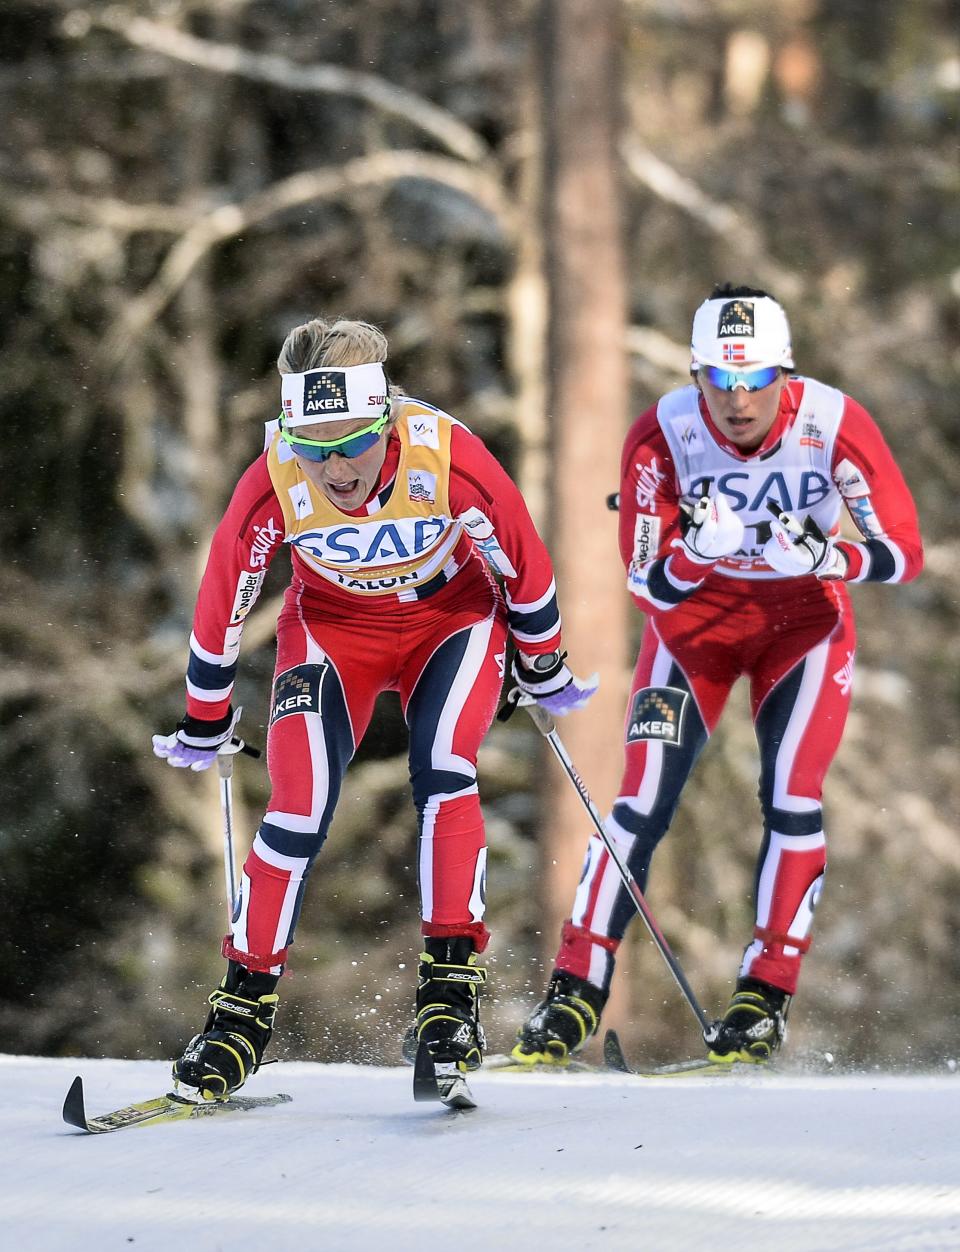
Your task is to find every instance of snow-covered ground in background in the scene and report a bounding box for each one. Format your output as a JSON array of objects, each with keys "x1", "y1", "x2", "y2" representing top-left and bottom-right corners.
[{"x1": 3, "y1": 1053, "x2": 959, "y2": 1251}]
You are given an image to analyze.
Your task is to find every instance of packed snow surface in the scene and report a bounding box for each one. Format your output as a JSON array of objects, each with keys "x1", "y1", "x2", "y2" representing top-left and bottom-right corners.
[{"x1": 4, "y1": 1054, "x2": 959, "y2": 1251}]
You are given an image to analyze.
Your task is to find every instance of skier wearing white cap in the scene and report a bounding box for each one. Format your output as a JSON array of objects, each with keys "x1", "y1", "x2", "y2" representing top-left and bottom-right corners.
[{"x1": 515, "y1": 283, "x2": 923, "y2": 1067}]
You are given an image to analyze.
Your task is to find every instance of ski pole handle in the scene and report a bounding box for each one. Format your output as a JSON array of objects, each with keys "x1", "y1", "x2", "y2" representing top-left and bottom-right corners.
[
  {"x1": 498, "y1": 686, "x2": 574, "y2": 728},
  {"x1": 219, "y1": 736, "x2": 261, "y2": 760}
]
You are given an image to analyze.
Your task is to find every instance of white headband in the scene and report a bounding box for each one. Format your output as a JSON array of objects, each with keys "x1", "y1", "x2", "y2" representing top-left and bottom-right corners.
[{"x1": 280, "y1": 362, "x2": 389, "y2": 428}]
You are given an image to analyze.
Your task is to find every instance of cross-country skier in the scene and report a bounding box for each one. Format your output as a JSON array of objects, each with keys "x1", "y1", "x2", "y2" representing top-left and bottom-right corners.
[
  {"x1": 513, "y1": 284, "x2": 923, "y2": 1067},
  {"x1": 153, "y1": 317, "x2": 596, "y2": 1100}
]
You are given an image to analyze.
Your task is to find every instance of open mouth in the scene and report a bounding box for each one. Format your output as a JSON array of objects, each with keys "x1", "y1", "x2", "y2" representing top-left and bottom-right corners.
[{"x1": 326, "y1": 478, "x2": 361, "y2": 497}]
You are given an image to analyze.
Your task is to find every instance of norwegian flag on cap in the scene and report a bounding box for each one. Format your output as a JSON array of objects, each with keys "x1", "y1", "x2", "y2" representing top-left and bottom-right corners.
[{"x1": 691, "y1": 293, "x2": 794, "y2": 370}]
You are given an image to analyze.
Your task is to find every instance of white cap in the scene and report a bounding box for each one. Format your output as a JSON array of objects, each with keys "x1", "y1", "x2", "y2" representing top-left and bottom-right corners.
[
  {"x1": 690, "y1": 294, "x2": 794, "y2": 371},
  {"x1": 280, "y1": 362, "x2": 388, "y2": 428}
]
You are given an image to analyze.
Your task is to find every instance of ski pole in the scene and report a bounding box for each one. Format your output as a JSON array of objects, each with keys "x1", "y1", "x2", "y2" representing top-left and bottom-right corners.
[
  {"x1": 216, "y1": 733, "x2": 261, "y2": 926},
  {"x1": 507, "y1": 689, "x2": 711, "y2": 1036}
]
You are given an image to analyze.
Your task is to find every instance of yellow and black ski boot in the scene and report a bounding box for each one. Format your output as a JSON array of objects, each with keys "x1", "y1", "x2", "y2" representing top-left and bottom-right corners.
[
  {"x1": 511, "y1": 970, "x2": 607, "y2": 1066},
  {"x1": 173, "y1": 961, "x2": 280, "y2": 1100},
  {"x1": 405, "y1": 937, "x2": 486, "y2": 1072},
  {"x1": 705, "y1": 977, "x2": 789, "y2": 1064}
]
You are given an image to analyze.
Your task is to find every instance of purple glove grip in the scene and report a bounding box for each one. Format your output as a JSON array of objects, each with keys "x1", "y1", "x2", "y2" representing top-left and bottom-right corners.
[
  {"x1": 152, "y1": 735, "x2": 218, "y2": 771},
  {"x1": 536, "y1": 675, "x2": 599, "y2": 717}
]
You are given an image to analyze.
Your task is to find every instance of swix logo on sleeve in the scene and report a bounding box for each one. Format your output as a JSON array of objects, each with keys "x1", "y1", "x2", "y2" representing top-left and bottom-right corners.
[
  {"x1": 832, "y1": 651, "x2": 855, "y2": 697},
  {"x1": 271, "y1": 663, "x2": 328, "y2": 724},
  {"x1": 717, "y1": 300, "x2": 755, "y2": 338},
  {"x1": 249, "y1": 518, "x2": 282, "y2": 568},
  {"x1": 632, "y1": 514, "x2": 661, "y2": 564},
  {"x1": 229, "y1": 570, "x2": 266, "y2": 625},
  {"x1": 302, "y1": 371, "x2": 349, "y2": 416},
  {"x1": 626, "y1": 686, "x2": 689, "y2": 746},
  {"x1": 635, "y1": 456, "x2": 667, "y2": 511}
]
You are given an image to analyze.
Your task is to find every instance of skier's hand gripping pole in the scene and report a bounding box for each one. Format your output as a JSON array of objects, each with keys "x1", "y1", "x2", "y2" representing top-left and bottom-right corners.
[
  {"x1": 503, "y1": 688, "x2": 711, "y2": 1036},
  {"x1": 153, "y1": 705, "x2": 261, "y2": 772}
]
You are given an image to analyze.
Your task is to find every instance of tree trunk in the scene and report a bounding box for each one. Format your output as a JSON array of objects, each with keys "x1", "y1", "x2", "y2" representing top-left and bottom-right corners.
[{"x1": 538, "y1": 0, "x2": 630, "y2": 1014}]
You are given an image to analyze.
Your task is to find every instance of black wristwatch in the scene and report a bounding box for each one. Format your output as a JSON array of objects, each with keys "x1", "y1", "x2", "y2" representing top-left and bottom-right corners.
[{"x1": 529, "y1": 650, "x2": 562, "y2": 673}]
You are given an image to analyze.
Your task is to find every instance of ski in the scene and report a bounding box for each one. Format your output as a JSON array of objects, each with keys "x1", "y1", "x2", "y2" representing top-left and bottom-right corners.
[
  {"x1": 601, "y1": 1028, "x2": 632, "y2": 1071},
  {"x1": 62, "y1": 1075, "x2": 293, "y2": 1135},
  {"x1": 485, "y1": 1053, "x2": 598, "y2": 1074},
  {"x1": 412, "y1": 1042, "x2": 477, "y2": 1111},
  {"x1": 485, "y1": 1032, "x2": 756, "y2": 1079},
  {"x1": 602, "y1": 1029, "x2": 759, "y2": 1077}
]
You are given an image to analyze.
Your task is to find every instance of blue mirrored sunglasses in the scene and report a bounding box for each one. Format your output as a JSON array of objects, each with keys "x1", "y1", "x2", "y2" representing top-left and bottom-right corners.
[
  {"x1": 701, "y1": 364, "x2": 781, "y2": 393},
  {"x1": 279, "y1": 409, "x2": 390, "y2": 462}
]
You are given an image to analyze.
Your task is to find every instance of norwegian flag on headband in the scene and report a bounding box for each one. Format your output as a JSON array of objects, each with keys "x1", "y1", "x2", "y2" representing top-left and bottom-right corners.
[{"x1": 722, "y1": 342, "x2": 746, "y2": 363}]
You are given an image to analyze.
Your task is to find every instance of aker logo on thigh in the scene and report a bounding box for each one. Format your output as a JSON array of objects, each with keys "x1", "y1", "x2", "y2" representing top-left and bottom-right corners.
[
  {"x1": 271, "y1": 663, "x2": 328, "y2": 724},
  {"x1": 626, "y1": 686, "x2": 688, "y2": 746}
]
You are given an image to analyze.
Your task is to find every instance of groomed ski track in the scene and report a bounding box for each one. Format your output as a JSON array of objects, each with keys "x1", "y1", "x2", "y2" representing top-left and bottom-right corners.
[{"x1": 4, "y1": 1053, "x2": 959, "y2": 1251}]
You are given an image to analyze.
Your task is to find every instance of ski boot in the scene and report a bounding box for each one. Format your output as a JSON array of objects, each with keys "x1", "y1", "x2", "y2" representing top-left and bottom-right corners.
[
  {"x1": 403, "y1": 937, "x2": 487, "y2": 1072},
  {"x1": 173, "y1": 961, "x2": 280, "y2": 1101},
  {"x1": 511, "y1": 970, "x2": 607, "y2": 1066},
  {"x1": 705, "y1": 977, "x2": 789, "y2": 1064}
]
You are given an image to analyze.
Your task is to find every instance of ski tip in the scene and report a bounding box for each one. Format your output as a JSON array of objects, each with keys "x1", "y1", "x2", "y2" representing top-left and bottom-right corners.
[
  {"x1": 62, "y1": 1075, "x2": 88, "y2": 1130},
  {"x1": 603, "y1": 1029, "x2": 632, "y2": 1073}
]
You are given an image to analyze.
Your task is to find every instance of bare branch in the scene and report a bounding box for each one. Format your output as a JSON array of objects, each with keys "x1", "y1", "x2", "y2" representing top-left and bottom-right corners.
[
  {"x1": 0, "y1": 50, "x2": 167, "y2": 89},
  {"x1": 104, "y1": 150, "x2": 514, "y2": 365},
  {"x1": 621, "y1": 138, "x2": 805, "y2": 302},
  {"x1": 5, "y1": 189, "x2": 196, "y2": 236},
  {"x1": 625, "y1": 324, "x2": 690, "y2": 382},
  {"x1": 90, "y1": 7, "x2": 489, "y2": 164}
]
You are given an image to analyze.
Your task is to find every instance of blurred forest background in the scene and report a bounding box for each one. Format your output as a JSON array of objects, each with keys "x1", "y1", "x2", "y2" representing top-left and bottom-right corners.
[{"x1": 1, "y1": 0, "x2": 958, "y2": 1072}]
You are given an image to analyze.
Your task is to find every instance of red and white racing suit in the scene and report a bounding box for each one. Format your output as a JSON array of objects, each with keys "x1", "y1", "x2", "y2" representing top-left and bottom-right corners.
[
  {"x1": 556, "y1": 377, "x2": 923, "y2": 996},
  {"x1": 184, "y1": 398, "x2": 562, "y2": 974}
]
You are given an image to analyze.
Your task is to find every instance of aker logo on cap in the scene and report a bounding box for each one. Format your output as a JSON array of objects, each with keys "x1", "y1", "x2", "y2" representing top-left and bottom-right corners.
[
  {"x1": 691, "y1": 293, "x2": 794, "y2": 370},
  {"x1": 717, "y1": 300, "x2": 755, "y2": 338},
  {"x1": 303, "y1": 370, "x2": 349, "y2": 416}
]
